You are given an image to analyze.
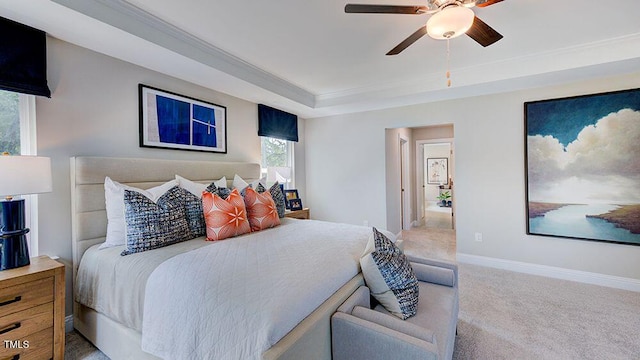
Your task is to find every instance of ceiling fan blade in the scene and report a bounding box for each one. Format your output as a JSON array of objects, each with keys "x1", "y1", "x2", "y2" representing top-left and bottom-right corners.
[
  {"x1": 475, "y1": 0, "x2": 504, "y2": 7},
  {"x1": 466, "y1": 16, "x2": 503, "y2": 47},
  {"x1": 386, "y1": 26, "x2": 428, "y2": 55},
  {"x1": 344, "y1": 4, "x2": 428, "y2": 14}
]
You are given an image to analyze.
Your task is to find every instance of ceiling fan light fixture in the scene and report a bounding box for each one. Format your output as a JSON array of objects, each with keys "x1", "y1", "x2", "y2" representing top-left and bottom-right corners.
[{"x1": 426, "y1": 6, "x2": 475, "y2": 40}]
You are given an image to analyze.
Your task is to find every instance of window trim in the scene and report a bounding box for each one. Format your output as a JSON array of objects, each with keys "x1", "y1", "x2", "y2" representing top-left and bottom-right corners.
[{"x1": 19, "y1": 94, "x2": 39, "y2": 256}]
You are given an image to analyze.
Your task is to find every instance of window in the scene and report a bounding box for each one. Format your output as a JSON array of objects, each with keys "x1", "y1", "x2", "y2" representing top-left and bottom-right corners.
[
  {"x1": 0, "y1": 89, "x2": 39, "y2": 254},
  {"x1": 260, "y1": 137, "x2": 294, "y2": 187},
  {"x1": 0, "y1": 90, "x2": 20, "y2": 154}
]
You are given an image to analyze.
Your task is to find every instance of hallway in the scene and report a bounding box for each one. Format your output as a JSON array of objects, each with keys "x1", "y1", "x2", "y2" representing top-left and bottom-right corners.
[
  {"x1": 400, "y1": 224, "x2": 456, "y2": 262},
  {"x1": 423, "y1": 201, "x2": 453, "y2": 230}
]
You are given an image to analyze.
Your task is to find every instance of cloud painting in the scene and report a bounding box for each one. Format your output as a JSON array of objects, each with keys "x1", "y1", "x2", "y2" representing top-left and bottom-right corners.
[{"x1": 525, "y1": 89, "x2": 640, "y2": 245}]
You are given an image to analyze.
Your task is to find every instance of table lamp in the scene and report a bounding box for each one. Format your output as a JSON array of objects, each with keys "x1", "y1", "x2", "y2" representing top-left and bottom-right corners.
[{"x1": 0, "y1": 154, "x2": 52, "y2": 270}]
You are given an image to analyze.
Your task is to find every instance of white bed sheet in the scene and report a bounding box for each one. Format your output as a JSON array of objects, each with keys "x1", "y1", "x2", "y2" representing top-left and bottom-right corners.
[
  {"x1": 141, "y1": 219, "x2": 373, "y2": 360},
  {"x1": 75, "y1": 219, "x2": 391, "y2": 359},
  {"x1": 75, "y1": 236, "x2": 212, "y2": 331}
]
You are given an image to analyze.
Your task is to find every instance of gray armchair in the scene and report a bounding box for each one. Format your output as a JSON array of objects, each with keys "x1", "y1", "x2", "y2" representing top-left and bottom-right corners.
[{"x1": 332, "y1": 256, "x2": 459, "y2": 360}]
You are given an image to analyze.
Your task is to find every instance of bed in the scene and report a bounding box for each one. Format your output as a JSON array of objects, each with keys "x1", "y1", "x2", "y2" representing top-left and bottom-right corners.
[{"x1": 71, "y1": 156, "x2": 370, "y2": 360}]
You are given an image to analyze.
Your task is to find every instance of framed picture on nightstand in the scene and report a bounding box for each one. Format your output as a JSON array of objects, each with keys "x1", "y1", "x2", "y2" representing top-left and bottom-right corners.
[
  {"x1": 284, "y1": 189, "x2": 299, "y2": 209},
  {"x1": 289, "y1": 198, "x2": 303, "y2": 211}
]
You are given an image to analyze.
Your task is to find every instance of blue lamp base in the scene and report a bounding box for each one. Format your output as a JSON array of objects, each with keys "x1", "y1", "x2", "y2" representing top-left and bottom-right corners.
[{"x1": 0, "y1": 199, "x2": 31, "y2": 270}]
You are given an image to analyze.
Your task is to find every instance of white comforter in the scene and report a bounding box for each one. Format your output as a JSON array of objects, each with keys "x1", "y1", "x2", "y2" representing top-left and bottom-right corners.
[{"x1": 141, "y1": 219, "x2": 373, "y2": 360}]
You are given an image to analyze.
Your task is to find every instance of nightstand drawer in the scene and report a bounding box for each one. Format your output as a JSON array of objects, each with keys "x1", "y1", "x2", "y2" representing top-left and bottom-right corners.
[
  {"x1": 0, "y1": 278, "x2": 54, "y2": 318},
  {"x1": 0, "y1": 303, "x2": 53, "y2": 341},
  {"x1": 0, "y1": 326, "x2": 53, "y2": 360}
]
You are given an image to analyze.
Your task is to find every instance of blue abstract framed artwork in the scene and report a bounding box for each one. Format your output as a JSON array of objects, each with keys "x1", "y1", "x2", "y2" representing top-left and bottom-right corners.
[
  {"x1": 139, "y1": 85, "x2": 227, "y2": 153},
  {"x1": 525, "y1": 88, "x2": 640, "y2": 246}
]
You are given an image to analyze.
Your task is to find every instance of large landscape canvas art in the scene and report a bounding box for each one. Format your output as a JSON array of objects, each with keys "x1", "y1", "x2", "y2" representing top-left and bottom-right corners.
[{"x1": 525, "y1": 88, "x2": 640, "y2": 246}]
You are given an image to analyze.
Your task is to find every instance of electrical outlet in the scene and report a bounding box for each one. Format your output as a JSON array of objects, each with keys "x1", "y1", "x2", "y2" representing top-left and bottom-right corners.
[{"x1": 474, "y1": 232, "x2": 483, "y2": 242}]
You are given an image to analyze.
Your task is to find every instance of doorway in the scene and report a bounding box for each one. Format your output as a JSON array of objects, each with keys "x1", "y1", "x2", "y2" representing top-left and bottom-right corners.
[{"x1": 417, "y1": 140, "x2": 454, "y2": 230}]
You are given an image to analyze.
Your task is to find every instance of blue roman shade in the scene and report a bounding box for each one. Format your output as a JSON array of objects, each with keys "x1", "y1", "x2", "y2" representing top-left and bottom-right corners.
[
  {"x1": 258, "y1": 104, "x2": 298, "y2": 142},
  {"x1": 0, "y1": 16, "x2": 51, "y2": 97}
]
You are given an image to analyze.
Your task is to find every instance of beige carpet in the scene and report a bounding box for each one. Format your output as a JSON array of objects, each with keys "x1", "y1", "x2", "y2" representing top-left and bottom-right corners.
[
  {"x1": 401, "y1": 228, "x2": 640, "y2": 360},
  {"x1": 401, "y1": 226, "x2": 456, "y2": 262},
  {"x1": 65, "y1": 331, "x2": 108, "y2": 360},
  {"x1": 65, "y1": 227, "x2": 640, "y2": 359},
  {"x1": 453, "y1": 263, "x2": 640, "y2": 359}
]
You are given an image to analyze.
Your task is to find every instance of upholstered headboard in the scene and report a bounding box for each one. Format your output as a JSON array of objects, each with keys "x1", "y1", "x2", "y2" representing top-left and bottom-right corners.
[{"x1": 70, "y1": 156, "x2": 261, "y2": 278}]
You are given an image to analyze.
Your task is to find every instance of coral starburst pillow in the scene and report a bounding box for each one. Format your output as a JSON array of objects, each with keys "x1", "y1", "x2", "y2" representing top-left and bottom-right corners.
[
  {"x1": 202, "y1": 188, "x2": 251, "y2": 241},
  {"x1": 243, "y1": 187, "x2": 281, "y2": 232}
]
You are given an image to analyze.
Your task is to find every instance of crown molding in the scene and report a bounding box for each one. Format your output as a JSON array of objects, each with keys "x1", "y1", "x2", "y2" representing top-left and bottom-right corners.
[
  {"x1": 43, "y1": 0, "x2": 640, "y2": 116},
  {"x1": 315, "y1": 33, "x2": 640, "y2": 108},
  {"x1": 51, "y1": 0, "x2": 316, "y2": 108}
]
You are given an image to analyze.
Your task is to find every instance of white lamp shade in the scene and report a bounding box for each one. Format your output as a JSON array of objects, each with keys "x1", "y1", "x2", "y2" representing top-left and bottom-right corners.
[
  {"x1": 427, "y1": 6, "x2": 475, "y2": 40},
  {"x1": 0, "y1": 156, "x2": 52, "y2": 197},
  {"x1": 266, "y1": 166, "x2": 292, "y2": 184}
]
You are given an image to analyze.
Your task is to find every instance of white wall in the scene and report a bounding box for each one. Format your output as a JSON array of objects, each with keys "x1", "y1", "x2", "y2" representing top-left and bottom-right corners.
[
  {"x1": 305, "y1": 72, "x2": 640, "y2": 280},
  {"x1": 36, "y1": 38, "x2": 304, "y2": 315},
  {"x1": 412, "y1": 125, "x2": 453, "y2": 141},
  {"x1": 384, "y1": 127, "x2": 413, "y2": 234}
]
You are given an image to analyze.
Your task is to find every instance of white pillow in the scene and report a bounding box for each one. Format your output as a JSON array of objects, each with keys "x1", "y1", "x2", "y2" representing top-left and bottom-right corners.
[
  {"x1": 100, "y1": 177, "x2": 178, "y2": 249},
  {"x1": 175, "y1": 174, "x2": 227, "y2": 197},
  {"x1": 232, "y1": 174, "x2": 266, "y2": 191}
]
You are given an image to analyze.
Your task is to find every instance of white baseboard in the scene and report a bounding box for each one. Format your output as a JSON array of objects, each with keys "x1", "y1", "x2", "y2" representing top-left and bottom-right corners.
[
  {"x1": 65, "y1": 315, "x2": 74, "y2": 333},
  {"x1": 457, "y1": 253, "x2": 640, "y2": 293}
]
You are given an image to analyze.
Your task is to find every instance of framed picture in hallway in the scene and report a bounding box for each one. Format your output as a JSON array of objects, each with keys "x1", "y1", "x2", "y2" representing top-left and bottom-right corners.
[
  {"x1": 427, "y1": 158, "x2": 448, "y2": 185},
  {"x1": 139, "y1": 84, "x2": 227, "y2": 153},
  {"x1": 524, "y1": 88, "x2": 640, "y2": 246}
]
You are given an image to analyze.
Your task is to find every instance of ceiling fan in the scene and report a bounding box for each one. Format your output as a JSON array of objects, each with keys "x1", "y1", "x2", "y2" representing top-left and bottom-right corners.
[{"x1": 345, "y1": 0, "x2": 505, "y2": 55}]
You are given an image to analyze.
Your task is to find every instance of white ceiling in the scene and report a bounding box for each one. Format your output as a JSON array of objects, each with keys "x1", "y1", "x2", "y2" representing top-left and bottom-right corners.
[{"x1": 2, "y1": 0, "x2": 640, "y2": 118}]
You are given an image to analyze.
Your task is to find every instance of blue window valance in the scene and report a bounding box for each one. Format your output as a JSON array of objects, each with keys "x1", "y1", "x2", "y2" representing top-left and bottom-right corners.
[
  {"x1": 0, "y1": 16, "x2": 51, "y2": 97},
  {"x1": 258, "y1": 104, "x2": 298, "y2": 142}
]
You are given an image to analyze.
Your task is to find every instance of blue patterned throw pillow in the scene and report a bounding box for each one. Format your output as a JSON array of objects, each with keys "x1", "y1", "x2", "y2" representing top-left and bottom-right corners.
[
  {"x1": 360, "y1": 227, "x2": 419, "y2": 319},
  {"x1": 179, "y1": 188, "x2": 206, "y2": 237},
  {"x1": 121, "y1": 186, "x2": 194, "y2": 256}
]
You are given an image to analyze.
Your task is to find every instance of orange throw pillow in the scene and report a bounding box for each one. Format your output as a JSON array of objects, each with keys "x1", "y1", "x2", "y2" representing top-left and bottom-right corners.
[
  {"x1": 243, "y1": 187, "x2": 281, "y2": 232},
  {"x1": 202, "y1": 188, "x2": 251, "y2": 241}
]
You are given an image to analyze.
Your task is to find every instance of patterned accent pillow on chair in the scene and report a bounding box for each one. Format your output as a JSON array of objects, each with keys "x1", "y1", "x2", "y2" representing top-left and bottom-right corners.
[
  {"x1": 121, "y1": 186, "x2": 194, "y2": 256},
  {"x1": 243, "y1": 187, "x2": 281, "y2": 231},
  {"x1": 202, "y1": 188, "x2": 251, "y2": 241},
  {"x1": 360, "y1": 227, "x2": 419, "y2": 319}
]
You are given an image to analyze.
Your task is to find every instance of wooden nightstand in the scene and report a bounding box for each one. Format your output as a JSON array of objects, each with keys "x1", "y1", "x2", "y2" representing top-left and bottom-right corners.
[
  {"x1": 284, "y1": 208, "x2": 310, "y2": 220},
  {"x1": 0, "y1": 256, "x2": 65, "y2": 360}
]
